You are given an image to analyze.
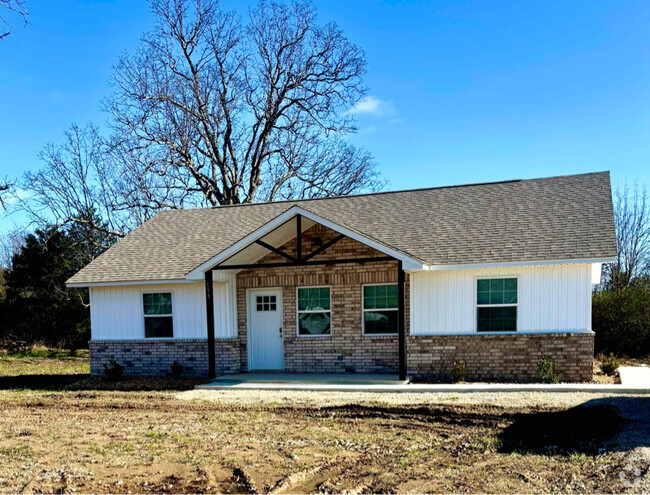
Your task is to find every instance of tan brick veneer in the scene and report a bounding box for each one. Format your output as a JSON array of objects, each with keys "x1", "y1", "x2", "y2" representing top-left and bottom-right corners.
[
  {"x1": 89, "y1": 339, "x2": 239, "y2": 378},
  {"x1": 236, "y1": 224, "x2": 594, "y2": 382},
  {"x1": 407, "y1": 332, "x2": 594, "y2": 382}
]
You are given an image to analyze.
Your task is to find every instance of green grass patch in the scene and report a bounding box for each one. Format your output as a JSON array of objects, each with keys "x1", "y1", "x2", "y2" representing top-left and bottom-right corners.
[
  {"x1": 0, "y1": 354, "x2": 89, "y2": 377},
  {"x1": 0, "y1": 346, "x2": 89, "y2": 360},
  {"x1": 0, "y1": 445, "x2": 34, "y2": 461}
]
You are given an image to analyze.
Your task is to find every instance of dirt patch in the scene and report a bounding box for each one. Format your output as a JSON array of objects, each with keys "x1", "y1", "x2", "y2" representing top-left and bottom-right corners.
[
  {"x1": 0, "y1": 390, "x2": 647, "y2": 493},
  {"x1": 0, "y1": 351, "x2": 648, "y2": 493},
  {"x1": 498, "y1": 404, "x2": 627, "y2": 454}
]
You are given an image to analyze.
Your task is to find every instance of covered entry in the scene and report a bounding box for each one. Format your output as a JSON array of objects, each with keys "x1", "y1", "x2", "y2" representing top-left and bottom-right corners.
[{"x1": 189, "y1": 206, "x2": 425, "y2": 380}]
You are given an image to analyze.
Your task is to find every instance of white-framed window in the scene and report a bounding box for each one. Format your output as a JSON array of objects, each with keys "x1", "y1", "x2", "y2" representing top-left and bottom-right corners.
[
  {"x1": 476, "y1": 277, "x2": 518, "y2": 332},
  {"x1": 296, "y1": 286, "x2": 331, "y2": 336},
  {"x1": 143, "y1": 292, "x2": 174, "y2": 338},
  {"x1": 362, "y1": 283, "x2": 398, "y2": 336}
]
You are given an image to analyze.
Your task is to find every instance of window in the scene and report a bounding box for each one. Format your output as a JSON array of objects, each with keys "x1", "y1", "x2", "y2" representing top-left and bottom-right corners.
[
  {"x1": 256, "y1": 295, "x2": 277, "y2": 311},
  {"x1": 297, "y1": 287, "x2": 331, "y2": 336},
  {"x1": 476, "y1": 278, "x2": 517, "y2": 332},
  {"x1": 363, "y1": 284, "x2": 398, "y2": 335},
  {"x1": 143, "y1": 292, "x2": 173, "y2": 338}
]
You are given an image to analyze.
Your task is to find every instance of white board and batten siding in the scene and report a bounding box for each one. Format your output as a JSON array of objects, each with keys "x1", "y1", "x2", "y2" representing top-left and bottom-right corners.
[
  {"x1": 89, "y1": 274, "x2": 237, "y2": 340},
  {"x1": 410, "y1": 263, "x2": 597, "y2": 336}
]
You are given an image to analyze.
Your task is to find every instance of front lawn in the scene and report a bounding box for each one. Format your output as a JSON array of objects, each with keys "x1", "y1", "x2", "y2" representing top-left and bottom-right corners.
[
  {"x1": 0, "y1": 349, "x2": 649, "y2": 493},
  {"x1": 0, "y1": 388, "x2": 646, "y2": 493}
]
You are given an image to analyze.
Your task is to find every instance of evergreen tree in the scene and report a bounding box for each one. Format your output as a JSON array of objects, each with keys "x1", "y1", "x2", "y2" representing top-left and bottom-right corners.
[{"x1": 0, "y1": 211, "x2": 115, "y2": 348}]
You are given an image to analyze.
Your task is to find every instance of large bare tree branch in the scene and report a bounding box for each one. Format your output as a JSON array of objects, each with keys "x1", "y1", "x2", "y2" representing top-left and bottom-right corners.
[
  {"x1": 0, "y1": 0, "x2": 28, "y2": 39},
  {"x1": 0, "y1": 179, "x2": 12, "y2": 209},
  {"x1": 21, "y1": 124, "x2": 131, "y2": 239}
]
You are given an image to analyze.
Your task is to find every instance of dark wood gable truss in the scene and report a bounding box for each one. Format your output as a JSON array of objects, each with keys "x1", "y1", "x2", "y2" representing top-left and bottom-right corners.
[
  {"x1": 211, "y1": 215, "x2": 393, "y2": 270},
  {"x1": 204, "y1": 214, "x2": 407, "y2": 380}
]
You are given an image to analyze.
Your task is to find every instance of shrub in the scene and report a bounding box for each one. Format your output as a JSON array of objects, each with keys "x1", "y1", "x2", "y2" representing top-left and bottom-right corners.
[
  {"x1": 103, "y1": 358, "x2": 124, "y2": 381},
  {"x1": 536, "y1": 356, "x2": 561, "y2": 384},
  {"x1": 593, "y1": 284, "x2": 650, "y2": 357},
  {"x1": 598, "y1": 353, "x2": 621, "y2": 376},
  {"x1": 452, "y1": 360, "x2": 467, "y2": 383},
  {"x1": 170, "y1": 360, "x2": 183, "y2": 378}
]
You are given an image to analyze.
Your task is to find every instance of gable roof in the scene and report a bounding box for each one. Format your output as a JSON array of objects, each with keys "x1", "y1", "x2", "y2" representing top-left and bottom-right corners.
[
  {"x1": 67, "y1": 171, "x2": 617, "y2": 286},
  {"x1": 183, "y1": 205, "x2": 429, "y2": 279}
]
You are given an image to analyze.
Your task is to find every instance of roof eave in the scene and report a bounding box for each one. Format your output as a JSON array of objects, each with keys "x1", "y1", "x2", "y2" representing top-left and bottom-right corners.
[
  {"x1": 66, "y1": 278, "x2": 196, "y2": 288},
  {"x1": 417, "y1": 256, "x2": 616, "y2": 271}
]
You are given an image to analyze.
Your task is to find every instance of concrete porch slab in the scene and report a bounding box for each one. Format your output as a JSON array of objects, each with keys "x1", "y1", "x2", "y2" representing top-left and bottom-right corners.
[
  {"x1": 198, "y1": 373, "x2": 407, "y2": 387},
  {"x1": 195, "y1": 373, "x2": 650, "y2": 393}
]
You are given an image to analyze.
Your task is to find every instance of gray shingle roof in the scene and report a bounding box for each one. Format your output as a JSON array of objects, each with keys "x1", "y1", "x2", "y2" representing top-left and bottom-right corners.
[{"x1": 67, "y1": 172, "x2": 617, "y2": 285}]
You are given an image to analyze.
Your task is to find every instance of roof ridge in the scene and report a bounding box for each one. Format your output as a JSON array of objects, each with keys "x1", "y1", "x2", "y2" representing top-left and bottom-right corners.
[{"x1": 159, "y1": 171, "x2": 609, "y2": 213}]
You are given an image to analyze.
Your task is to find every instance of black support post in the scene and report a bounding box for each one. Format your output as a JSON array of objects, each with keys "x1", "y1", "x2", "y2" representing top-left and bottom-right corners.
[
  {"x1": 205, "y1": 269, "x2": 216, "y2": 379},
  {"x1": 296, "y1": 214, "x2": 302, "y2": 260},
  {"x1": 397, "y1": 260, "x2": 407, "y2": 381}
]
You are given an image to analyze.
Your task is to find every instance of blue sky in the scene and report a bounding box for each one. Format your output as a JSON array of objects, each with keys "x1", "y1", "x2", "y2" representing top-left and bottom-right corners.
[{"x1": 1, "y1": 0, "x2": 649, "y2": 231}]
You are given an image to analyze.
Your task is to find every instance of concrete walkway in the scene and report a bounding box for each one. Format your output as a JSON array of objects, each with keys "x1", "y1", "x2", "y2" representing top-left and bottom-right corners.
[
  {"x1": 196, "y1": 372, "x2": 650, "y2": 394},
  {"x1": 620, "y1": 366, "x2": 650, "y2": 388}
]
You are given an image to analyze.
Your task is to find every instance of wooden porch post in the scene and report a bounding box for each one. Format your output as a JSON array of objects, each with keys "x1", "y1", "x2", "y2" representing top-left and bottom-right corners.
[
  {"x1": 398, "y1": 260, "x2": 407, "y2": 381},
  {"x1": 205, "y1": 269, "x2": 216, "y2": 379}
]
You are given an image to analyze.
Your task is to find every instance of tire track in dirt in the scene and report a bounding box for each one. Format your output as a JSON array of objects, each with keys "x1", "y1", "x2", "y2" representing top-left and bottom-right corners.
[
  {"x1": 269, "y1": 453, "x2": 394, "y2": 494},
  {"x1": 270, "y1": 464, "x2": 333, "y2": 494},
  {"x1": 232, "y1": 466, "x2": 257, "y2": 494}
]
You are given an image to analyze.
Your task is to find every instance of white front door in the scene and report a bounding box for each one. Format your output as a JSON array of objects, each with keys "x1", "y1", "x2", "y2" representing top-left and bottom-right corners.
[{"x1": 248, "y1": 289, "x2": 284, "y2": 370}]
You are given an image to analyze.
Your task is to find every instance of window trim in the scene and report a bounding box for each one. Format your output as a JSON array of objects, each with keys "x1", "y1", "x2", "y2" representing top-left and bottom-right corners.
[
  {"x1": 141, "y1": 290, "x2": 175, "y2": 339},
  {"x1": 295, "y1": 285, "x2": 332, "y2": 338},
  {"x1": 361, "y1": 283, "x2": 399, "y2": 337},
  {"x1": 474, "y1": 275, "x2": 519, "y2": 333}
]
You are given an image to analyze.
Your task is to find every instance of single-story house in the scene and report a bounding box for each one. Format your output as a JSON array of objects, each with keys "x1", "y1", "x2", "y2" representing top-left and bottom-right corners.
[{"x1": 67, "y1": 172, "x2": 616, "y2": 382}]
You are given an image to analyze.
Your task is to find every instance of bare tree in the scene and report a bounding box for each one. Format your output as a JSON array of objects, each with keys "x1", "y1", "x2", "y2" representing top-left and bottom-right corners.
[
  {"x1": 21, "y1": 0, "x2": 382, "y2": 237},
  {"x1": 105, "y1": 0, "x2": 381, "y2": 207},
  {"x1": 603, "y1": 182, "x2": 650, "y2": 289},
  {"x1": 1, "y1": 0, "x2": 28, "y2": 39},
  {"x1": 23, "y1": 124, "x2": 130, "y2": 238},
  {"x1": 0, "y1": 226, "x2": 25, "y2": 269},
  {"x1": 0, "y1": 179, "x2": 12, "y2": 209}
]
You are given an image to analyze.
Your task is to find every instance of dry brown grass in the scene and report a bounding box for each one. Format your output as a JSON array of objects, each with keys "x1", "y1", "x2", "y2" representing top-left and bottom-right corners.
[
  {"x1": 0, "y1": 390, "x2": 639, "y2": 494},
  {"x1": 0, "y1": 351, "x2": 648, "y2": 493}
]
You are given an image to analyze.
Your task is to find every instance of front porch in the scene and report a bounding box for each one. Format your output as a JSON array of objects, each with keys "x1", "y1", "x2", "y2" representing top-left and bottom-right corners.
[{"x1": 200, "y1": 208, "x2": 412, "y2": 380}]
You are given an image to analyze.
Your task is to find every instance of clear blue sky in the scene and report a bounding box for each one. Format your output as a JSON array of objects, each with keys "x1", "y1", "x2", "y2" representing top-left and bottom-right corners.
[{"x1": 1, "y1": 0, "x2": 649, "y2": 231}]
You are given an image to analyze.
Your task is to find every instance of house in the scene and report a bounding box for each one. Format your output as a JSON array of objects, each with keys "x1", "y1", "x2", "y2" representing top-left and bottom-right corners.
[{"x1": 67, "y1": 172, "x2": 617, "y2": 382}]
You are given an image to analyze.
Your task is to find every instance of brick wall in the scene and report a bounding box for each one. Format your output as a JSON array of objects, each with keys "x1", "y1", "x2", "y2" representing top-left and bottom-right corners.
[
  {"x1": 89, "y1": 339, "x2": 240, "y2": 378},
  {"x1": 237, "y1": 224, "x2": 403, "y2": 374},
  {"x1": 407, "y1": 332, "x2": 594, "y2": 382}
]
